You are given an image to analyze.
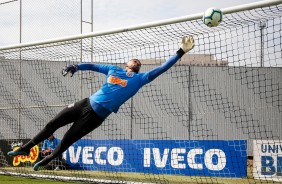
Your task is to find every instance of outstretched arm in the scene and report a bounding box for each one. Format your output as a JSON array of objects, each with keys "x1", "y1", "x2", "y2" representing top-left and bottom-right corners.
[
  {"x1": 62, "y1": 63, "x2": 113, "y2": 77},
  {"x1": 147, "y1": 51, "x2": 183, "y2": 81},
  {"x1": 147, "y1": 36, "x2": 195, "y2": 82},
  {"x1": 77, "y1": 63, "x2": 100, "y2": 72}
]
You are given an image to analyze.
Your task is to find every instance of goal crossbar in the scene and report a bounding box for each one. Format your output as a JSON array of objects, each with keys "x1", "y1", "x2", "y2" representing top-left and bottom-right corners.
[{"x1": 0, "y1": 0, "x2": 281, "y2": 51}]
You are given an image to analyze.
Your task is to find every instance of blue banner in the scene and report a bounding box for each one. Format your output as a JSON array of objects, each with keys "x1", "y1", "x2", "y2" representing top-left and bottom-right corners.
[{"x1": 64, "y1": 140, "x2": 246, "y2": 177}]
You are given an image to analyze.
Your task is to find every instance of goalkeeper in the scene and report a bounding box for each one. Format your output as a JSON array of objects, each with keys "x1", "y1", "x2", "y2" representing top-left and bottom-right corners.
[{"x1": 8, "y1": 36, "x2": 194, "y2": 171}]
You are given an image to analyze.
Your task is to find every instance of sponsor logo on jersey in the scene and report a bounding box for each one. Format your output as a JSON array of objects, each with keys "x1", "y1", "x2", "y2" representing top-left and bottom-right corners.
[
  {"x1": 108, "y1": 75, "x2": 127, "y2": 87},
  {"x1": 126, "y1": 72, "x2": 134, "y2": 77}
]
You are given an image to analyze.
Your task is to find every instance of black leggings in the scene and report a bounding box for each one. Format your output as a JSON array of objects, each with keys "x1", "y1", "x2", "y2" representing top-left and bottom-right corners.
[{"x1": 21, "y1": 98, "x2": 104, "y2": 166}]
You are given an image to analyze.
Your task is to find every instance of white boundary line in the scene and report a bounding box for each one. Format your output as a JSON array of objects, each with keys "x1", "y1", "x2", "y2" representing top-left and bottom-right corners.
[
  {"x1": 0, "y1": 171, "x2": 155, "y2": 184},
  {"x1": 0, "y1": 0, "x2": 281, "y2": 51}
]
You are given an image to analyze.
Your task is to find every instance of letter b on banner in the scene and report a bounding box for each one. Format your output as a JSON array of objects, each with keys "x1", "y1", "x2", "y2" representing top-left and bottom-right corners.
[
  {"x1": 261, "y1": 156, "x2": 275, "y2": 175},
  {"x1": 261, "y1": 156, "x2": 282, "y2": 176}
]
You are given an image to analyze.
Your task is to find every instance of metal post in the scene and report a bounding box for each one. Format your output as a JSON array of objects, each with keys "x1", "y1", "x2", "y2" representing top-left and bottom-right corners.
[
  {"x1": 188, "y1": 65, "x2": 192, "y2": 140},
  {"x1": 259, "y1": 21, "x2": 266, "y2": 67},
  {"x1": 130, "y1": 98, "x2": 133, "y2": 139},
  {"x1": 91, "y1": 0, "x2": 93, "y2": 62},
  {"x1": 18, "y1": 0, "x2": 22, "y2": 139},
  {"x1": 81, "y1": 0, "x2": 95, "y2": 97},
  {"x1": 80, "y1": 0, "x2": 83, "y2": 99},
  {"x1": 90, "y1": 0, "x2": 94, "y2": 96}
]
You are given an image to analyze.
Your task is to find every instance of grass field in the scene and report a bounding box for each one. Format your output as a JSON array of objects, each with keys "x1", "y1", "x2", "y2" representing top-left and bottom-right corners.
[
  {"x1": 0, "y1": 166, "x2": 279, "y2": 184},
  {"x1": 0, "y1": 174, "x2": 80, "y2": 184}
]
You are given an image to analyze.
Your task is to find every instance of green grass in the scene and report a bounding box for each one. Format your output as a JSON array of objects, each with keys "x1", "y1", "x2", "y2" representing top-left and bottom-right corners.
[
  {"x1": 0, "y1": 174, "x2": 80, "y2": 184},
  {"x1": 1, "y1": 166, "x2": 280, "y2": 184}
]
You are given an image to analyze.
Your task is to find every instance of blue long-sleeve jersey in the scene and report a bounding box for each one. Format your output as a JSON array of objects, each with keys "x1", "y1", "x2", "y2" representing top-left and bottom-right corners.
[{"x1": 77, "y1": 52, "x2": 182, "y2": 119}]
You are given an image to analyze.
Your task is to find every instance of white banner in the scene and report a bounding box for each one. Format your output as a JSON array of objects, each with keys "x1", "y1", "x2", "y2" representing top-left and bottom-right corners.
[{"x1": 253, "y1": 140, "x2": 282, "y2": 182}]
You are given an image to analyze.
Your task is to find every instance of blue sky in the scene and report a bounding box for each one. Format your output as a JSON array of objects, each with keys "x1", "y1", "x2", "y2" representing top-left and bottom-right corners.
[{"x1": 0, "y1": 0, "x2": 260, "y2": 46}]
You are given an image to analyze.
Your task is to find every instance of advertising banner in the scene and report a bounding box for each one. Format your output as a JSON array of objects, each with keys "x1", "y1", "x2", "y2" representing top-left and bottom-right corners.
[
  {"x1": 253, "y1": 140, "x2": 282, "y2": 182},
  {"x1": 0, "y1": 139, "x2": 40, "y2": 167},
  {"x1": 64, "y1": 140, "x2": 246, "y2": 177}
]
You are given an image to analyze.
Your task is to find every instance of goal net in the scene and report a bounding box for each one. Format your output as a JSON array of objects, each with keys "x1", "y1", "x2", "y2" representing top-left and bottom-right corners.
[{"x1": 0, "y1": 1, "x2": 282, "y2": 183}]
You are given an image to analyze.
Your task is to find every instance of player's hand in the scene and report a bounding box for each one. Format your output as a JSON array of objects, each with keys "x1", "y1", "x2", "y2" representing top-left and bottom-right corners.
[
  {"x1": 62, "y1": 64, "x2": 78, "y2": 77},
  {"x1": 180, "y1": 36, "x2": 195, "y2": 53}
]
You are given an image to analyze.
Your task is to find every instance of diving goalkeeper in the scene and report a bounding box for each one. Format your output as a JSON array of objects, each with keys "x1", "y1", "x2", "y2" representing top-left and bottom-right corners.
[{"x1": 8, "y1": 36, "x2": 194, "y2": 171}]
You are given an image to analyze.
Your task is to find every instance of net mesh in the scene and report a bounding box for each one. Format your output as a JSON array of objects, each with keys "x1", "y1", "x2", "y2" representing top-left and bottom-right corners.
[{"x1": 0, "y1": 2, "x2": 282, "y2": 184}]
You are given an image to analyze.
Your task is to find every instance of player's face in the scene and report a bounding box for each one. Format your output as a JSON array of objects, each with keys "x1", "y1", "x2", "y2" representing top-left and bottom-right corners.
[
  {"x1": 125, "y1": 60, "x2": 135, "y2": 72},
  {"x1": 125, "y1": 59, "x2": 141, "y2": 73}
]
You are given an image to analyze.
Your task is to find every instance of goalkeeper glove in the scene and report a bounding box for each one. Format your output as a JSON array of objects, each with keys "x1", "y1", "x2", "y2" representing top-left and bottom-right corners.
[
  {"x1": 62, "y1": 64, "x2": 78, "y2": 77},
  {"x1": 177, "y1": 36, "x2": 195, "y2": 56}
]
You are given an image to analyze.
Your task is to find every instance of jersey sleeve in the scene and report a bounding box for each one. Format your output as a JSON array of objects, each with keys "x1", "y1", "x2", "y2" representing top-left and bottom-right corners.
[
  {"x1": 97, "y1": 64, "x2": 117, "y2": 75},
  {"x1": 138, "y1": 53, "x2": 182, "y2": 86},
  {"x1": 139, "y1": 72, "x2": 151, "y2": 86},
  {"x1": 78, "y1": 63, "x2": 116, "y2": 75},
  {"x1": 146, "y1": 53, "x2": 182, "y2": 83}
]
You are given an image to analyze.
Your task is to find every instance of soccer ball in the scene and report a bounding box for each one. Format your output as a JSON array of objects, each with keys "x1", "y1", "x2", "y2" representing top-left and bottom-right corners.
[{"x1": 202, "y1": 8, "x2": 223, "y2": 27}]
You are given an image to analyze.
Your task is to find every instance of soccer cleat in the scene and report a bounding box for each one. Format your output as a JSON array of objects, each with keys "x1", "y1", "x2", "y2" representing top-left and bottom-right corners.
[
  {"x1": 33, "y1": 161, "x2": 43, "y2": 171},
  {"x1": 7, "y1": 150, "x2": 29, "y2": 156}
]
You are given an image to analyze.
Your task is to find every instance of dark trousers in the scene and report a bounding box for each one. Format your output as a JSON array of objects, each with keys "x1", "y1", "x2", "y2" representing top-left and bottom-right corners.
[{"x1": 22, "y1": 98, "x2": 104, "y2": 166}]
